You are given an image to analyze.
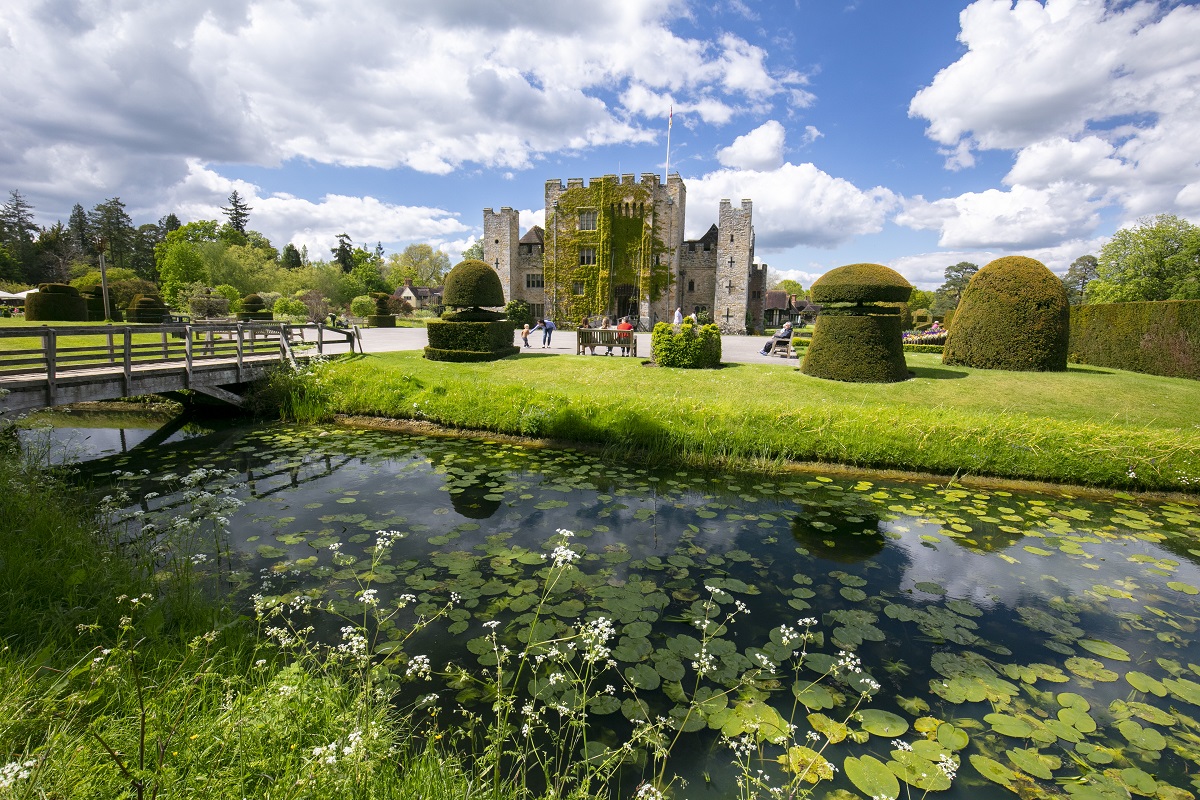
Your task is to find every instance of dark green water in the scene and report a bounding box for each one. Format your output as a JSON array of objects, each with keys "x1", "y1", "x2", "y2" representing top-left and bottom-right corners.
[{"x1": 72, "y1": 422, "x2": 1200, "y2": 799}]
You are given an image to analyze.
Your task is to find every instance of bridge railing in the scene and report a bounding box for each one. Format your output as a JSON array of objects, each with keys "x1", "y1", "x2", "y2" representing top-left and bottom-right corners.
[{"x1": 0, "y1": 322, "x2": 357, "y2": 380}]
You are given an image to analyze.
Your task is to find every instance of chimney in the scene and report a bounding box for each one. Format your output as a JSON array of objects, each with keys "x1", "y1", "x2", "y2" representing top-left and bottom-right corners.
[{"x1": 404, "y1": 278, "x2": 413, "y2": 288}]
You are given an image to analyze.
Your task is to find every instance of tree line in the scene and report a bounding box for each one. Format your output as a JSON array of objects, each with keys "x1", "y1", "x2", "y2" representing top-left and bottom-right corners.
[
  {"x1": 0, "y1": 189, "x2": 471, "y2": 315},
  {"x1": 769, "y1": 213, "x2": 1199, "y2": 318}
]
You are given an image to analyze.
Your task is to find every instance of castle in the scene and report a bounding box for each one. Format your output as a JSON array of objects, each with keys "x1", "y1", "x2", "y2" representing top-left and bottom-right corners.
[{"x1": 483, "y1": 173, "x2": 765, "y2": 333}]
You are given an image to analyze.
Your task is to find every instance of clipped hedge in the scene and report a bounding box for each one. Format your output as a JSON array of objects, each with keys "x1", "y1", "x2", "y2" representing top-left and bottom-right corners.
[
  {"x1": 366, "y1": 314, "x2": 396, "y2": 328},
  {"x1": 810, "y1": 263, "x2": 913, "y2": 304},
  {"x1": 903, "y1": 344, "x2": 944, "y2": 354},
  {"x1": 26, "y1": 284, "x2": 87, "y2": 322},
  {"x1": 238, "y1": 293, "x2": 272, "y2": 321},
  {"x1": 943, "y1": 256, "x2": 1069, "y2": 372},
  {"x1": 650, "y1": 322, "x2": 721, "y2": 368},
  {"x1": 443, "y1": 259, "x2": 505, "y2": 309},
  {"x1": 424, "y1": 319, "x2": 518, "y2": 362},
  {"x1": 82, "y1": 291, "x2": 122, "y2": 322},
  {"x1": 802, "y1": 311, "x2": 909, "y2": 383},
  {"x1": 1068, "y1": 300, "x2": 1200, "y2": 380},
  {"x1": 126, "y1": 294, "x2": 168, "y2": 323}
]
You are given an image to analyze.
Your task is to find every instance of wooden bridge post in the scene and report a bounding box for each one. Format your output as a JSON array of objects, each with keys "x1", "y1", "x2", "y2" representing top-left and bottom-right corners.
[
  {"x1": 236, "y1": 323, "x2": 245, "y2": 382},
  {"x1": 106, "y1": 325, "x2": 115, "y2": 365},
  {"x1": 123, "y1": 327, "x2": 132, "y2": 396},
  {"x1": 184, "y1": 324, "x2": 193, "y2": 387},
  {"x1": 44, "y1": 327, "x2": 57, "y2": 407},
  {"x1": 316, "y1": 322, "x2": 324, "y2": 355}
]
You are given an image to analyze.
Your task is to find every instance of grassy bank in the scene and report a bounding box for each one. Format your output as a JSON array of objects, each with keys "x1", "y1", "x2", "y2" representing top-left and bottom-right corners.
[
  {"x1": 281, "y1": 350, "x2": 1200, "y2": 492},
  {"x1": 0, "y1": 454, "x2": 480, "y2": 799}
]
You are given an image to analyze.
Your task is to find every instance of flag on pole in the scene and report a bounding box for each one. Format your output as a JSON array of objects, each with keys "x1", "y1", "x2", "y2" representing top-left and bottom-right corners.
[{"x1": 669, "y1": 105, "x2": 673, "y2": 130}]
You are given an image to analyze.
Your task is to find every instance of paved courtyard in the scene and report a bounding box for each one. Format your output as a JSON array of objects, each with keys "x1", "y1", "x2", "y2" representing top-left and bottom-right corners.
[{"x1": 348, "y1": 326, "x2": 793, "y2": 365}]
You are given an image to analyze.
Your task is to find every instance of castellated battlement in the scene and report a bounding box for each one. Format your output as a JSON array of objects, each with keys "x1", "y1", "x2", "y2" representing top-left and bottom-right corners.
[
  {"x1": 482, "y1": 206, "x2": 517, "y2": 216},
  {"x1": 545, "y1": 173, "x2": 667, "y2": 192}
]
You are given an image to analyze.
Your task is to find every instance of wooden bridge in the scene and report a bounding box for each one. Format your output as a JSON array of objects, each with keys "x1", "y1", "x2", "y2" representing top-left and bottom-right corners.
[{"x1": 0, "y1": 322, "x2": 360, "y2": 414}]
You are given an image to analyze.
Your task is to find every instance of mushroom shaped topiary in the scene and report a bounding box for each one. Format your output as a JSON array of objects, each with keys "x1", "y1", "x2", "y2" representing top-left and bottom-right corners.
[
  {"x1": 802, "y1": 263, "x2": 913, "y2": 383},
  {"x1": 126, "y1": 294, "x2": 169, "y2": 324},
  {"x1": 443, "y1": 259, "x2": 505, "y2": 310},
  {"x1": 26, "y1": 283, "x2": 88, "y2": 322},
  {"x1": 809, "y1": 262, "x2": 915, "y2": 305},
  {"x1": 425, "y1": 259, "x2": 517, "y2": 362},
  {"x1": 237, "y1": 293, "x2": 273, "y2": 321},
  {"x1": 942, "y1": 256, "x2": 1069, "y2": 372}
]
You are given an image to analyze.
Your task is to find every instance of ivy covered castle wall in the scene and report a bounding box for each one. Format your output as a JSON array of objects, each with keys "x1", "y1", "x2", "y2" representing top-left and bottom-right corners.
[{"x1": 540, "y1": 174, "x2": 678, "y2": 326}]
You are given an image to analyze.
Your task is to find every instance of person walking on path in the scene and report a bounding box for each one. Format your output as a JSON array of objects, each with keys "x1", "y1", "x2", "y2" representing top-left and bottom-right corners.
[
  {"x1": 673, "y1": 307, "x2": 683, "y2": 325},
  {"x1": 532, "y1": 318, "x2": 556, "y2": 348},
  {"x1": 520, "y1": 323, "x2": 531, "y2": 348}
]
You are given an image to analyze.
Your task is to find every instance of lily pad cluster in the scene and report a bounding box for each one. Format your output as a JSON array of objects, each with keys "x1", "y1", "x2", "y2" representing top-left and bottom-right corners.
[{"x1": 96, "y1": 423, "x2": 1200, "y2": 800}]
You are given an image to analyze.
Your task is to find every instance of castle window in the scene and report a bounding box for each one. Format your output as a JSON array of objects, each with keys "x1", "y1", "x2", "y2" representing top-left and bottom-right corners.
[
  {"x1": 730, "y1": 234, "x2": 734, "y2": 242},
  {"x1": 687, "y1": 279, "x2": 695, "y2": 292},
  {"x1": 519, "y1": 244, "x2": 530, "y2": 255},
  {"x1": 572, "y1": 281, "x2": 585, "y2": 295},
  {"x1": 579, "y1": 247, "x2": 596, "y2": 265},
  {"x1": 526, "y1": 272, "x2": 544, "y2": 289},
  {"x1": 751, "y1": 290, "x2": 761, "y2": 299},
  {"x1": 578, "y1": 210, "x2": 597, "y2": 231},
  {"x1": 530, "y1": 303, "x2": 545, "y2": 319},
  {"x1": 703, "y1": 242, "x2": 710, "y2": 251},
  {"x1": 688, "y1": 242, "x2": 695, "y2": 252}
]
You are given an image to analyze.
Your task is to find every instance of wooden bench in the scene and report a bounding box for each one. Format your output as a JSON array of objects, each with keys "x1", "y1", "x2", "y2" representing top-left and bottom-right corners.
[{"x1": 576, "y1": 328, "x2": 637, "y2": 357}]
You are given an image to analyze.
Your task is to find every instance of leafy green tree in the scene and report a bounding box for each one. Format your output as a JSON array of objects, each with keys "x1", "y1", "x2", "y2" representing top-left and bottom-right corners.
[
  {"x1": 281, "y1": 243, "x2": 303, "y2": 269},
  {"x1": 33, "y1": 222, "x2": 74, "y2": 284},
  {"x1": 939, "y1": 261, "x2": 978, "y2": 305},
  {"x1": 462, "y1": 240, "x2": 484, "y2": 261},
  {"x1": 1091, "y1": 214, "x2": 1200, "y2": 302},
  {"x1": 130, "y1": 223, "x2": 164, "y2": 281},
  {"x1": 331, "y1": 233, "x2": 354, "y2": 272},
  {"x1": 157, "y1": 239, "x2": 206, "y2": 304},
  {"x1": 68, "y1": 203, "x2": 92, "y2": 261},
  {"x1": 88, "y1": 198, "x2": 136, "y2": 271},
  {"x1": 908, "y1": 288, "x2": 936, "y2": 311},
  {"x1": 384, "y1": 243, "x2": 451, "y2": 288},
  {"x1": 350, "y1": 245, "x2": 388, "y2": 294},
  {"x1": 1061, "y1": 254, "x2": 1099, "y2": 305},
  {"x1": 504, "y1": 298, "x2": 533, "y2": 327},
  {"x1": 158, "y1": 213, "x2": 181, "y2": 234},
  {"x1": 0, "y1": 244, "x2": 21, "y2": 282},
  {"x1": 221, "y1": 190, "x2": 251, "y2": 235},
  {"x1": 771, "y1": 278, "x2": 804, "y2": 296},
  {"x1": 1, "y1": 190, "x2": 38, "y2": 280}
]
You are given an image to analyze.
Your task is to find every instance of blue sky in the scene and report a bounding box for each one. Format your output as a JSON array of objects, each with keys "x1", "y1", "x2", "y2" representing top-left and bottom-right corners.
[{"x1": 2, "y1": 0, "x2": 1198, "y2": 289}]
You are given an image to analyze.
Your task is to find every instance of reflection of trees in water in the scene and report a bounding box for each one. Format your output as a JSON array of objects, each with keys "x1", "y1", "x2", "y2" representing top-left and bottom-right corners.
[{"x1": 789, "y1": 506, "x2": 885, "y2": 563}]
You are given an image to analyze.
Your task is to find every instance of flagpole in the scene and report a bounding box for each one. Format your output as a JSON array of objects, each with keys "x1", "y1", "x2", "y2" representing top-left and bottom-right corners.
[{"x1": 665, "y1": 105, "x2": 672, "y2": 181}]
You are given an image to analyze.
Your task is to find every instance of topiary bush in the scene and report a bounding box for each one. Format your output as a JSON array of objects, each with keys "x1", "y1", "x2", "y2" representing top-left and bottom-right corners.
[
  {"x1": 1068, "y1": 300, "x2": 1200, "y2": 380},
  {"x1": 911, "y1": 308, "x2": 932, "y2": 330},
  {"x1": 442, "y1": 259, "x2": 505, "y2": 309},
  {"x1": 651, "y1": 321, "x2": 722, "y2": 368},
  {"x1": 26, "y1": 284, "x2": 88, "y2": 322},
  {"x1": 237, "y1": 293, "x2": 273, "y2": 321},
  {"x1": 802, "y1": 263, "x2": 912, "y2": 383},
  {"x1": 125, "y1": 294, "x2": 169, "y2": 323},
  {"x1": 942, "y1": 256, "x2": 1069, "y2": 371},
  {"x1": 79, "y1": 287, "x2": 122, "y2": 322},
  {"x1": 425, "y1": 320, "x2": 519, "y2": 362},
  {"x1": 425, "y1": 260, "x2": 514, "y2": 361},
  {"x1": 366, "y1": 292, "x2": 395, "y2": 327}
]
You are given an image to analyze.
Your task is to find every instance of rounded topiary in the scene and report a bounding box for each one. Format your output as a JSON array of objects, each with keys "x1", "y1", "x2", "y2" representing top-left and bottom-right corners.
[
  {"x1": 26, "y1": 283, "x2": 87, "y2": 322},
  {"x1": 802, "y1": 263, "x2": 913, "y2": 383},
  {"x1": 442, "y1": 259, "x2": 505, "y2": 309},
  {"x1": 126, "y1": 294, "x2": 168, "y2": 324},
  {"x1": 810, "y1": 263, "x2": 914, "y2": 305},
  {"x1": 942, "y1": 256, "x2": 1069, "y2": 372},
  {"x1": 238, "y1": 293, "x2": 273, "y2": 321}
]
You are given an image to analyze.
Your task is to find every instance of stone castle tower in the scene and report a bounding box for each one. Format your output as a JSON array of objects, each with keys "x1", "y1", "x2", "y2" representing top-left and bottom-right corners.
[{"x1": 484, "y1": 173, "x2": 762, "y2": 333}]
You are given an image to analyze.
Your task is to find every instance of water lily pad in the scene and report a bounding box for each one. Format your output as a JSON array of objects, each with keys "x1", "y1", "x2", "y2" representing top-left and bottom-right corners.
[
  {"x1": 1117, "y1": 719, "x2": 1166, "y2": 750},
  {"x1": 777, "y1": 746, "x2": 834, "y2": 783},
  {"x1": 1065, "y1": 657, "x2": 1119, "y2": 682},
  {"x1": 793, "y1": 682, "x2": 839, "y2": 711},
  {"x1": 936, "y1": 722, "x2": 969, "y2": 751},
  {"x1": 1078, "y1": 639, "x2": 1131, "y2": 661},
  {"x1": 1167, "y1": 581, "x2": 1199, "y2": 595},
  {"x1": 888, "y1": 750, "x2": 951, "y2": 791},
  {"x1": 844, "y1": 755, "x2": 900, "y2": 800},
  {"x1": 1006, "y1": 747, "x2": 1060, "y2": 780},
  {"x1": 857, "y1": 709, "x2": 909, "y2": 737},
  {"x1": 807, "y1": 712, "x2": 849, "y2": 744},
  {"x1": 969, "y1": 754, "x2": 1016, "y2": 787},
  {"x1": 985, "y1": 713, "x2": 1034, "y2": 738}
]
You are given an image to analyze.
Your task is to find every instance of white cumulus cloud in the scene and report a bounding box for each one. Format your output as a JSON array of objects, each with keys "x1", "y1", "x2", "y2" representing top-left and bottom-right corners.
[
  {"x1": 717, "y1": 121, "x2": 786, "y2": 170},
  {"x1": 686, "y1": 163, "x2": 897, "y2": 250}
]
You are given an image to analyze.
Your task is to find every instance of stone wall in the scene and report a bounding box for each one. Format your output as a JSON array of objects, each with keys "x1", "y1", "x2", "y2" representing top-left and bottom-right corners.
[{"x1": 483, "y1": 207, "x2": 519, "y2": 304}]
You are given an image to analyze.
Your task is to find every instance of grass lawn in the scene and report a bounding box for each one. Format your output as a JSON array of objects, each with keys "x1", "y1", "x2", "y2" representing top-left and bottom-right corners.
[{"x1": 300, "y1": 350, "x2": 1200, "y2": 493}]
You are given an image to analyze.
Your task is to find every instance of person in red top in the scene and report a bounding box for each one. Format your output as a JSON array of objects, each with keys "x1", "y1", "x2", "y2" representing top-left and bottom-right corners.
[{"x1": 616, "y1": 317, "x2": 634, "y2": 356}]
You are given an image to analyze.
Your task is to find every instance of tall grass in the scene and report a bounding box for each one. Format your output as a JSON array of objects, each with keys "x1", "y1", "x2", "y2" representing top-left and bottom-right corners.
[{"x1": 257, "y1": 352, "x2": 1200, "y2": 492}]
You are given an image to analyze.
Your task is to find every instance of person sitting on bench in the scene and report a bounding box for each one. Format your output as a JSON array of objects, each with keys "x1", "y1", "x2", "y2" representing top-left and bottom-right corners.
[{"x1": 759, "y1": 321, "x2": 794, "y2": 356}]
